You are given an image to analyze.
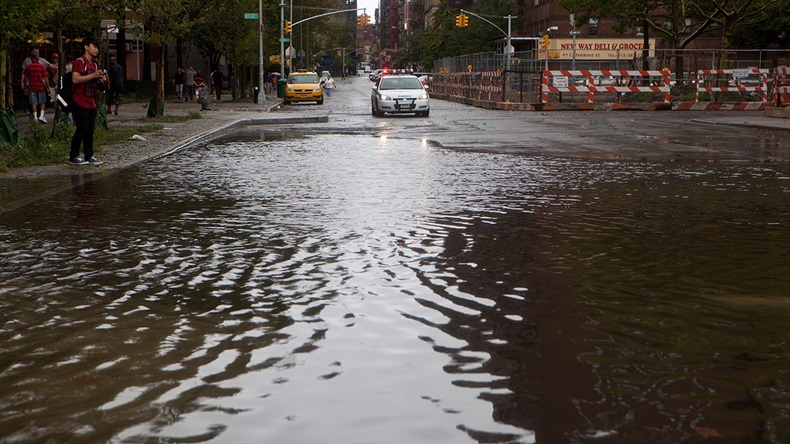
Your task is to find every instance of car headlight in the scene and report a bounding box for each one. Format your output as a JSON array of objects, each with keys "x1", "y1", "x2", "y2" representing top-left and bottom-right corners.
[
  {"x1": 286, "y1": 86, "x2": 294, "y2": 92},
  {"x1": 418, "y1": 92, "x2": 429, "y2": 100},
  {"x1": 379, "y1": 94, "x2": 392, "y2": 100},
  {"x1": 313, "y1": 86, "x2": 322, "y2": 92}
]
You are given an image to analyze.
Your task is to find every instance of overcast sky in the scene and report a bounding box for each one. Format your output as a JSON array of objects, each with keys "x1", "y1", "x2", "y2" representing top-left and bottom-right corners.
[{"x1": 357, "y1": 0, "x2": 377, "y2": 22}]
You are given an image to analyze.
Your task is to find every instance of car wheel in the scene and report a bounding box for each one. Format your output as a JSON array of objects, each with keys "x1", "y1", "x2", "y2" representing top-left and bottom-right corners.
[
  {"x1": 371, "y1": 101, "x2": 381, "y2": 117},
  {"x1": 423, "y1": 110, "x2": 430, "y2": 117},
  {"x1": 284, "y1": 99, "x2": 290, "y2": 105},
  {"x1": 318, "y1": 98, "x2": 324, "y2": 105}
]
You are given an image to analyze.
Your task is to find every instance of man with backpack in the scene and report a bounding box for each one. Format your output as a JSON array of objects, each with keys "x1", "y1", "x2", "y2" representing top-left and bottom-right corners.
[{"x1": 69, "y1": 36, "x2": 107, "y2": 165}]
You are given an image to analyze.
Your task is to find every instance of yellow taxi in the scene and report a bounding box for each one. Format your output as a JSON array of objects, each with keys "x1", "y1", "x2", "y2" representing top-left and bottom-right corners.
[{"x1": 284, "y1": 70, "x2": 323, "y2": 105}]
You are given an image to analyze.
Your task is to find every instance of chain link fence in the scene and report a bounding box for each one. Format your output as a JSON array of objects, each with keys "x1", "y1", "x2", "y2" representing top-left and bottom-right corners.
[{"x1": 431, "y1": 49, "x2": 789, "y2": 105}]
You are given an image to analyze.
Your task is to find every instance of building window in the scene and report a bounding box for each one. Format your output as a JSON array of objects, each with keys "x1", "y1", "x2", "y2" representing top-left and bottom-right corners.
[
  {"x1": 128, "y1": 39, "x2": 143, "y2": 52},
  {"x1": 636, "y1": 26, "x2": 644, "y2": 36},
  {"x1": 588, "y1": 18, "x2": 598, "y2": 37},
  {"x1": 684, "y1": 18, "x2": 692, "y2": 34}
]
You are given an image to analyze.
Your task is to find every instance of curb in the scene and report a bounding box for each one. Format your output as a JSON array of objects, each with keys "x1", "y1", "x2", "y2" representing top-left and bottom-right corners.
[{"x1": 674, "y1": 101, "x2": 772, "y2": 111}]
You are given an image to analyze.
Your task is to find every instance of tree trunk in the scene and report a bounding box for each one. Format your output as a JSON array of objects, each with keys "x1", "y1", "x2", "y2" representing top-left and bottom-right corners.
[
  {"x1": 158, "y1": 48, "x2": 165, "y2": 116},
  {"x1": 675, "y1": 49, "x2": 685, "y2": 85},
  {"x1": 1, "y1": 46, "x2": 7, "y2": 109}
]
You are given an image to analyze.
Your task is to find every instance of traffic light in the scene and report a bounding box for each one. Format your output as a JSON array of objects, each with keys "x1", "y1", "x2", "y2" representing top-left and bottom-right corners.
[
  {"x1": 357, "y1": 15, "x2": 363, "y2": 26},
  {"x1": 363, "y1": 14, "x2": 370, "y2": 26},
  {"x1": 455, "y1": 14, "x2": 463, "y2": 27},
  {"x1": 542, "y1": 34, "x2": 549, "y2": 48},
  {"x1": 285, "y1": 20, "x2": 292, "y2": 34},
  {"x1": 461, "y1": 14, "x2": 468, "y2": 27}
]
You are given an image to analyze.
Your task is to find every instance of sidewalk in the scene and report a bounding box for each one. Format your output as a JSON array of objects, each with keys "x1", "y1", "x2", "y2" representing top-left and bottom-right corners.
[{"x1": 7, "y1": 95, "x2": 282, "y2": 180}]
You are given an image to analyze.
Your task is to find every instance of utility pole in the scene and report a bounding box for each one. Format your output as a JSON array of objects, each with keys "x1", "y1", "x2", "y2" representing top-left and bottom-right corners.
[
  {"x1": 570, "y1": 14, "x2": 580, "y2": 70},
  {"x1": 505, "y1": 15, "x2": 516, "y2": 71},
  {"x1": 280, "y1": 0, "x2": 286, "y2": 78},
  {"x1": 258, "y1": 0, "x2": 265, "y2": 104}
]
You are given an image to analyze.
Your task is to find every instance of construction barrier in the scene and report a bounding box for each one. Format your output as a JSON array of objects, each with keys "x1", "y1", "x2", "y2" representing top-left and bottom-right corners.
[
  {"x1": 775, "y1": 66, "x2": 789, "y2": 107},
  {"x1": 694, "y1": 67, "x2": 770, "y2": 102},
  {"x1": 541, "y1": 70, "x2": 671, "y2": 104},
  {"x1": 432, "y1": 72, "x2": 503, "y2": 102}
]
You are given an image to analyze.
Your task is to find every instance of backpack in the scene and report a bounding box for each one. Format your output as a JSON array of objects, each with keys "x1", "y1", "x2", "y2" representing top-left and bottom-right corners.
[
  {"x1": 56, "y1": 58, "x2": 98, "y2": 113},
  {"x1": 56, "y1": 72, "x2": 74, "y2": 113}
]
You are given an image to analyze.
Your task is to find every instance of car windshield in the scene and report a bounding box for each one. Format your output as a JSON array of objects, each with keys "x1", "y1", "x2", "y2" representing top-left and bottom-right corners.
[
  {"x1": 379, "y1": 77, "x2": 424, "y2": 90},
  {"x1": 289, "y1": 74, "x2": 318, "y2": 84}
]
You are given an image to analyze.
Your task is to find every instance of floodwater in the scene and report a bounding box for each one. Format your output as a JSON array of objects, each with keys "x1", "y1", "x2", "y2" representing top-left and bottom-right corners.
[{"x1": 2, "y1": 129, "x2": 790, "y2": 443}]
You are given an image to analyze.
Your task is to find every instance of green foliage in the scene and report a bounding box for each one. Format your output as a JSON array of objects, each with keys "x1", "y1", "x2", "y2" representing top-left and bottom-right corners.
[
  {"x1": 729, "y1": 2, "x2": 790, "y2": 48},
  {"x1": 186, "y1": 111, "x2": 203, "y2": 119},
  {"x1": 0, "y1": 0, "x2": 58, "y2": 48},
  {"x1": 5, "y1": 121, "x2": 64, "y2": 167},
  {"x1": 0, "y1": 122, "x2": 163, "y2": 170}
]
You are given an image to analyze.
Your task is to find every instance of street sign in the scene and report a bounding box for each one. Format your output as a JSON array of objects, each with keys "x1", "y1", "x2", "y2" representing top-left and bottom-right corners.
[
  {"x1": 553, "y1": 76, "x2": 569, "y2": 88},
  {"x1": 244, "y1": 13, "x2": 259, "y2": 19},
  {"x1": 732, "y1": 69, "x2": 749, "y2": 78},
  {"x1": 279, "y1": 37, "x2": 290, "y2": 43}
]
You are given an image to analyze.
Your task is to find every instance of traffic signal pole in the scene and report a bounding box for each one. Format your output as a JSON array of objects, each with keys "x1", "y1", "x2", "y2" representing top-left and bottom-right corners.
[
  {"x1": 458, "y1": 9, "x2": 515, "y2": 71},
  {"x1": 279, "y1": 7, "x2": 364, "y2": 78}
]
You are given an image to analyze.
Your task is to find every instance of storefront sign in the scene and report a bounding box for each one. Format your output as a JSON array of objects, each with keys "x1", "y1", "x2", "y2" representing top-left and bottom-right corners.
[{"x1": 543, "y1": 39, "x2": 657, "y2": 60}]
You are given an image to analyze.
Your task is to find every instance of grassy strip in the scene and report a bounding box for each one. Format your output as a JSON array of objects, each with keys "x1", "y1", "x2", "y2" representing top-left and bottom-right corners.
[{"x1": 0, "y1": 119, "x2": 164, "y2": 171}]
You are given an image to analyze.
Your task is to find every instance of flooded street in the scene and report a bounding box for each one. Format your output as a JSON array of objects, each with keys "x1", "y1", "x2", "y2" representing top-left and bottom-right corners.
[{"x1": 2, "y1": 122, "x2": 790, "y2": 443}]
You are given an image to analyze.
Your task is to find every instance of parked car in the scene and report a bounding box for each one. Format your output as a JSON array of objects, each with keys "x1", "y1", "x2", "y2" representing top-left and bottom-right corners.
[
  {"x1": 284, "y1": 71, "x2": 323, "y2": 105},
  {"x1": 371, "y1": 74, "x2": 430, "y2": 117},
  {"x1": 369, "y1": 69, "x2": 384, "y2": 81}
]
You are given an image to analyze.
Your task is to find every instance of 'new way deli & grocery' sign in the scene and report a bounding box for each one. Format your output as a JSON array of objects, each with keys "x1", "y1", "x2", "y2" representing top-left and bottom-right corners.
[{"x1": 542, "y1": 38, "x2": 657, "y2": 60}]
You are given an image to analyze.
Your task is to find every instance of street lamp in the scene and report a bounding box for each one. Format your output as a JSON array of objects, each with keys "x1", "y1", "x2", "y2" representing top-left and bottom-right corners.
[{"x1": 545, "y1": 26, "x2": 558, "y2": 71}]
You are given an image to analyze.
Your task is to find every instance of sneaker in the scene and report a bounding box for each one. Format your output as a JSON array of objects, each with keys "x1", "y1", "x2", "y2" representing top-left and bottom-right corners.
[
  {"x1": 86, "y1": 157, "x2": 104, "y2": 165},
  {"x1": 69, "y1": 157, "x2": 87, "y2": 165},
  {"x1": 38, "y1": 116, "x2": 48, "y2": 124}
]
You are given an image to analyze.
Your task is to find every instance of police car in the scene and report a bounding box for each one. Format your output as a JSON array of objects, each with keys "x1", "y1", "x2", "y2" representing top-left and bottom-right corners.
[{"x1": 370, "y1": 70, "x2": 430, "y2": 117}]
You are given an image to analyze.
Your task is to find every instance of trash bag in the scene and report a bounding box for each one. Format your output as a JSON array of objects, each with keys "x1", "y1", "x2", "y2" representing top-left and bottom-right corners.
[
  {"x1": 146, "y1": 95, "x2": 163, "y2": 118},
  {"x1": 0, "y1": 107, "x2": 20, "y2": 146}
]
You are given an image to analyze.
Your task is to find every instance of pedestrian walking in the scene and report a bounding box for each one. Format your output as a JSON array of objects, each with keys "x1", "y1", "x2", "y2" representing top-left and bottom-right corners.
[
  {"x1": 211, "y1": 67, "x2": 224, "y2": 101},
  {"x1": 107, "y1": 56, "x2": 124, "y2": 115},
  {"x1": 173, "y1": 67, "x2": 185, "y2": 100},
  {"x1": 21, "y1": 48, "x2": 49, "y2": 73},
  {"x1": 22, "y1": 48, "x2": 50, "y2": 121},
  {"x1": 69, "y1": 36, "x2": 107, "y2": 165},
  {"x1": 324, "y1": 74, "x2": 336, "y2": 98},
  {"x1": 184, "y1": 67, "x2": 196, "y2": 102},
  {"x1": 195, "y1": 76, "x2": 210, "y2": 111},
  {"x1": 21, "y1": 52, "x2": 50, "y2": 124}
]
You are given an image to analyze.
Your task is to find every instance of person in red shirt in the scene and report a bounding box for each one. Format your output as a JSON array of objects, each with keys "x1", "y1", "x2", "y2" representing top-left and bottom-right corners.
[
  {"x1": 69, "y1": 36, "x2": 108, "y2": 165},
  {"x1": 21, "y1": 53, "x2": 50, "y2": 124}
]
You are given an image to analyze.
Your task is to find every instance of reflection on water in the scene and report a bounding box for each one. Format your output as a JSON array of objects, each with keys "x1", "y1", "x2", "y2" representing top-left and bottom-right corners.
[{"x1": 1, "y1": 131, "x2": 790, "y2": 443}]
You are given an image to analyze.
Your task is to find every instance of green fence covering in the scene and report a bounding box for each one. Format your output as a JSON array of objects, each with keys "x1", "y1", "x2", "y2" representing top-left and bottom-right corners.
[{"x1": 0, "y1": 108, "x2": 20, "y2": 146}]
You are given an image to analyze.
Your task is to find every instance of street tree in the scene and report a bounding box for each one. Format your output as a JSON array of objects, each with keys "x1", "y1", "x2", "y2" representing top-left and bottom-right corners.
[
  {"x1": 132, "y1": 0, "x2": 206, "y2": 116},
  {"x1": 1, "y1": 0, "x2": 56, "y2": 109},
  {"x1": 730, "y1": 1, "x2": 790, "y2": 49},
  {"x1": 688, "y1": 0, "x2": 782, "y2": 56}
]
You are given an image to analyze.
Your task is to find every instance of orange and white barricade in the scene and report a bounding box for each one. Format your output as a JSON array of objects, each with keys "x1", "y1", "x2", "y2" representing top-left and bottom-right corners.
[
  {"x1": 775, "y1": 66, "x2": 789, "y2": 107},
  {"x1": 694, "y1": 68, "x2": 770, "y2": 102},
  {"x1": 540, "y1": 70, "x2": 671, "y2": 104}
]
